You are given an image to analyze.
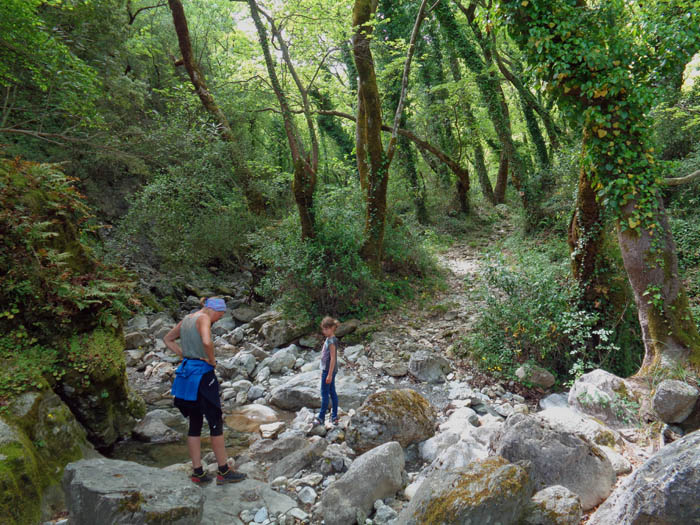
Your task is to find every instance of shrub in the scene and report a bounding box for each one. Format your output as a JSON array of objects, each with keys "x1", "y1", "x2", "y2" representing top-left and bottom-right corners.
[
  {"x1": 250, "y1": 186, "x2": 436, "y2": 325},
  {"x1": 118, "y1": 142, "x2": 259, "y2": 270},
  {"x1": 463, "y1": 245, "x2": 642, "y2": 383}
]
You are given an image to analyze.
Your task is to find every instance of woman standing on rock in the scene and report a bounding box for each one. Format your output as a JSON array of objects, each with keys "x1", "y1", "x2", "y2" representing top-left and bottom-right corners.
[{"x1": 164, "y1": 297, "x2": 247, "y2": 484}]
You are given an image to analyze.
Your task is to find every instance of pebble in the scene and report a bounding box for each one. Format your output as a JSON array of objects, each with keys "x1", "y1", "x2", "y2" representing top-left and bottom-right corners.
[
  {"x1": 297, "y1": 486, "x2": 317, "y2": 505},
  {"x1": 254, "y1": 506, "x2": 269, "y2": 523}
]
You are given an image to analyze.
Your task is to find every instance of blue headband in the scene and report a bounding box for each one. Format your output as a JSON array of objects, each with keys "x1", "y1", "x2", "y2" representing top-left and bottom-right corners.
[{"x1": 204, "y1": 298, "x2": 227, "y2": 312}]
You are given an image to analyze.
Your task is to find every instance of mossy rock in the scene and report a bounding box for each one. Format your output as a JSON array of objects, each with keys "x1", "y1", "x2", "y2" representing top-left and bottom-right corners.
[
  {"x1": 397, "y1": 456, "x2": 533, "y2": 525},
  {"x1": 58, "y1": 328, "x2": 145, "y2": 449},
  {"x1": 1, "y1": 389, "x2": 95, "y2": 524},
  {"x1": 346, "y1": 389, "x2": 436, "y2": 454}
]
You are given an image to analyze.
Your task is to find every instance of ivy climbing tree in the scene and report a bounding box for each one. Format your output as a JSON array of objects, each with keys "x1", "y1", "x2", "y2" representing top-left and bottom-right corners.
[{"x1": 499, "y1": 0, "x2": 700, "y2": 374}]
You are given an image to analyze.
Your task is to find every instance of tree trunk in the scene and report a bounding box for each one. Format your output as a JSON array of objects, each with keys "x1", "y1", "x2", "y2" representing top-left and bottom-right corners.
[
  {"x1": 436, "y1": 2, "x2": 531, "y2": 218},
  {"x1": 353, "y1": 0, "x2": 388, "y2": 269},
  {"x1": 248, "y1": 0, "x2": 317, "y2": 239},
  {"x1": 617, "y1": 198, "x2": 700, "y2": 373},
  {"x1": 493, "y1": 151, "x2": 508, "y2": 204},
  {"x1": 446, "y1": 43, "x2": 495, "y2": 204},
  {"x1": 167, "y1": 0, "x2": 267, "y2": 214}
]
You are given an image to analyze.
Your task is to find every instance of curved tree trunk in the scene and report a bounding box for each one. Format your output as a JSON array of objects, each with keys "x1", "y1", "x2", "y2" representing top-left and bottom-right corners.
[
  {"x1": 167, "y1": 0, "x2": 267, "y2": 214},
  {"x1": 617, "y1": 198, "x2": 700, "y2": 373}
]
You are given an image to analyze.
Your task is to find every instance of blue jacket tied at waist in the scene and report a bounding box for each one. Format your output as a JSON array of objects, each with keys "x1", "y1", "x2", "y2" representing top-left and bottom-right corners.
[{"x1": 171, "y1": 358, "x2": 214, "y2": 401}]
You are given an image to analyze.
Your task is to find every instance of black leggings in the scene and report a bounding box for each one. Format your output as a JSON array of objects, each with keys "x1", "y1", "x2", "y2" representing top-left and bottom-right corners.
[{"x1": 186, "y1": 402, "x2": 223, "y2": 437}]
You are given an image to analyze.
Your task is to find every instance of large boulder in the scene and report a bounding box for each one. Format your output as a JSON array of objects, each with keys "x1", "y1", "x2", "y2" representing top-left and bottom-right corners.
[
  {"x1": 211, "y1": 314, "x2": 236, "y2": 336},
  {"x1": 269, "y1": 371, "x2": 369, "y2": 411},
  {"x1": 493, "y1": 413, "x2": 615, "y2": 510},
  {"x1": 346, "y1": 389, "x2": 436, "y2": 454},
  {"x1": 521, "y1": 485, "x2": 583, "y2": 525},
  {"x1": 248, "y1": 433, "x2": 308, "y2": 463},
  {"x1": 320, "y1": 442, "x2": 405, "y2": 525},
  {"x1": 63, "y1": 458, "x2": 203, "y2": 524},
  {"x1": 588, "y1": 430, "x2": 700, "y2": 525},
  {"x1": 652, "y1": 379, "x2": 699, "y2": 424},
  {"x1": 263, "y1": 345, "x2": 299, "y2": 374},
  {"x1": 568, "y1": 369, "x2": 638, "y2": 428},
  {"x1": 1, "y1": 390, "x2": 95, "y2": 524},
  {"x1": 260, "y1": 318, "x2": 303, "y2": 349},
  {"x1": 397, "y1": 456, "x2": 533, "y2": 525},
  {"x1": 408, "y1": 351, "x2": 451, "y2": 383},
  {"x1": 537, "y1": 406, "x2": 623, "y2": 449},
  {"x1": 57, "y1": 328, "x2": 146, "y2": 449}
]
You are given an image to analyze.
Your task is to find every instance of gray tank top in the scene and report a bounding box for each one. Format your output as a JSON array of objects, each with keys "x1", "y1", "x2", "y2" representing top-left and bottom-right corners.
[{"x1": 180, "y1": 313, "x2": 207, "y2": 360}]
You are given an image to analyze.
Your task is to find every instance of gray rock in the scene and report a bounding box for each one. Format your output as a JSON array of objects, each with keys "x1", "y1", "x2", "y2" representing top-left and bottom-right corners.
[
  {"x1": 212, "y1": 314, "x2": 237, "y2": 336},
  {"x1": 260, "y1": 319, "x2": 302, "y2": 349},
  {"x1": 125, "y1": 349, "x2": 146, "y2": 367},
  {"x1": 537, "y1": 406, "x2": 623, "y2": 449},
  {"x1": 419, "y1": 432, "x2": 460, "y2": 463},
  {"x1": 321, "y1": 442, "x2": 405, "y2": 525},
  {"x1": 248, "y1": 385, "x2": 266, "y2": 401},
  {"x1": 408, "y1": 350, "x2": 451, "y2": 383},
  {"x1": 652, "y1": 379, "x2": 699, "y2": 424},
  {"x1": 249, "y1": 433, "x2": 308, "y2": 463},
  {"x1": 124, "y1": 331, "x2": 149, "y2": 348},
  {"x1": 128, "y1": 315, "x2": 149, "y2": 332},
  {"x1": 269, "y1": 371, "x2": 369, "y2": 411},
  {"x1": 266, "y1": 346, "x2": 298, "y2": 374},
  {"x1": 255, "y1": 366, "x2": 271, "y2": 383},
  {"x1": 228, "y1": 326, "x2": 245, "y2": 345},
  {"x1": 336, "y1": 319, "x2": 360, "y2": 338},
  {"x1": 516, "y1": 364, "x2": 556, "y2": 388},
  {"x1": 522, "y1": 485, "x2": 582, "y2": 525},
  {"x1": 254, "y1": 506, "x2": 268, "y2": 523},
  {"x1": 588, "y1": 430, "x2": 700, "y2": 525},
  {"x1": 373, "y1": 500, "x2": 398, "y2": 524},
  {"x1": 250, "y1": 310, "x2": 281, "y2": 331},
  {"x1": 397, "y1": 456, "x2": 532, "y2": 525},
  {"x1": 382, "y1": 362, "x2": 408, "y2": 377},
  {"x1": 132, "y1": 410, "x2": 181, "y2": 443},
  {"x1": 493, "y1": 413, "x2": 615, "y2": 510},
  {"x1": 297, "y1": 486, "x2": 317, "y2": 505},
  {"x1": 568, "y1": 369, "x2": 638, "y2": 428},
  {"x1": 201, "y1": 478, "x2": 296, "y2": 525},
  {"x1": 298, "y1": 335, "x2": 321, "y2": 348},
  {"x1": 232, "y1": 352, "x2": 258, "y2": 377},
  {"x1": 63, "y1": 458, "x2": 203, "y2": 524},
  {"x1": 344, "y1": 345, "x2": 365, "y2": 363},
  {"x1": 539, "y1": 393, "x2": 569, "y2": 410},
  {"x1": 232, "y1": 306, "x2": 261, "y2": 324},
  {"x1": 346, "y1": 389, "x2": 436, "y2": 454},
  {"x1": 268, "y1": 438, "x2": 328, "y2": 480}
]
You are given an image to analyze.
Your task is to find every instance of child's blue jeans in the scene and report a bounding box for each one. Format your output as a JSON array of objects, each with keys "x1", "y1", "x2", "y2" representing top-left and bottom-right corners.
[{"x1": 318, "y1": 368, "x2": 338, "y2": 421}]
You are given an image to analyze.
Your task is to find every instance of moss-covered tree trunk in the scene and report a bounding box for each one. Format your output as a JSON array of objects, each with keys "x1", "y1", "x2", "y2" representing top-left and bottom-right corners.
[
  {"x1": 437, "y1": 2, "x2": 532, "y2": 216},
  {"x1": 493, "y1": 151, "x2": 508, "y2": 204},
  {"x1": 353, "y1": 0, "x2": 389, "y2": 269},
  {"x1": 167, "y1": 0, "x2": 267, "y2": 214},
  {"x1": 617, "y1": 198, "x2": 700, "y2": 373}
]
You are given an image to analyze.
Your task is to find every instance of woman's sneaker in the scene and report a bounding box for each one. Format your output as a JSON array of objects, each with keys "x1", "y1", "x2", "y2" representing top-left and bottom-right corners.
[
  {"x1": 190, "y1": 470, "x2": 213, "y2": 484},
  {"x1": 216, "y1": 467, "x2": 247, "y2": 485}
]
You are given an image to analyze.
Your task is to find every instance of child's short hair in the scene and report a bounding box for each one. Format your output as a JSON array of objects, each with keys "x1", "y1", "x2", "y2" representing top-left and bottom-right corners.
[{"x1": 321, "y1": 316, "x2": 340, "y2": 329}]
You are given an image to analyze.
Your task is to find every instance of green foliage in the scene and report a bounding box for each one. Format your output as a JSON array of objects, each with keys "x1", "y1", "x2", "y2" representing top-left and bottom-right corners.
[
  {"x1": 0, "y1": 157, "x2": 134, "y2": 339},
  {"x1": 251, "y1": 186, "x2": 436, "y2": 325},
  {"x1": 463, "y1": 240, "x2": 642, "y2": 382},
  {"x1": 118, "y1": 139, "x2": 260, "y2": 270}
]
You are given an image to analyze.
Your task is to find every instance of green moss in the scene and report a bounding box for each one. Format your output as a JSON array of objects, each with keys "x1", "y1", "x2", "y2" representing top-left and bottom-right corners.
[
  {"x1": 0, "y1": 429, "x2": 43, "y2": 525},
  {"x1": 363, "y1": 389, "x2": 435, "y2": 425},
  {"x1": 118, "y1": 491, "x2": 144, "y2": 513},
  {"x1": 419, "y1": 457, "x2": 528, "y2": 525}
]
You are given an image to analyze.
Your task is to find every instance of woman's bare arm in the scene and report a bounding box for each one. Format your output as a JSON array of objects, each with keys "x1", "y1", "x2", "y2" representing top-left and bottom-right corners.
[
  {"x1": 196, "y1": 315, "x2": 216, "y2": 366},
  {"x1": 163, "y1": 321, "x2": 183, "y2": 358}
]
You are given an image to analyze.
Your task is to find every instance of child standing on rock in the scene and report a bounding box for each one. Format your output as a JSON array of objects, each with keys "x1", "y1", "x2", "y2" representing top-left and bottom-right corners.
[{"x1": 314, "y1": 317, "x2": 340, "y2": 427}]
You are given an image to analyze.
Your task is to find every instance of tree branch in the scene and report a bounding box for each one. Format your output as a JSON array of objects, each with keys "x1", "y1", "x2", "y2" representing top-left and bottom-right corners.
[
  {"x1": 127, "y1": 0, "x2": 167, "y2": 25},
  {"x1": 664, "y1": 170, "x2": 700, "y2": 187},
  {"x1": 386, "y1": 0, "x2": 431, "y2": 164}
]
